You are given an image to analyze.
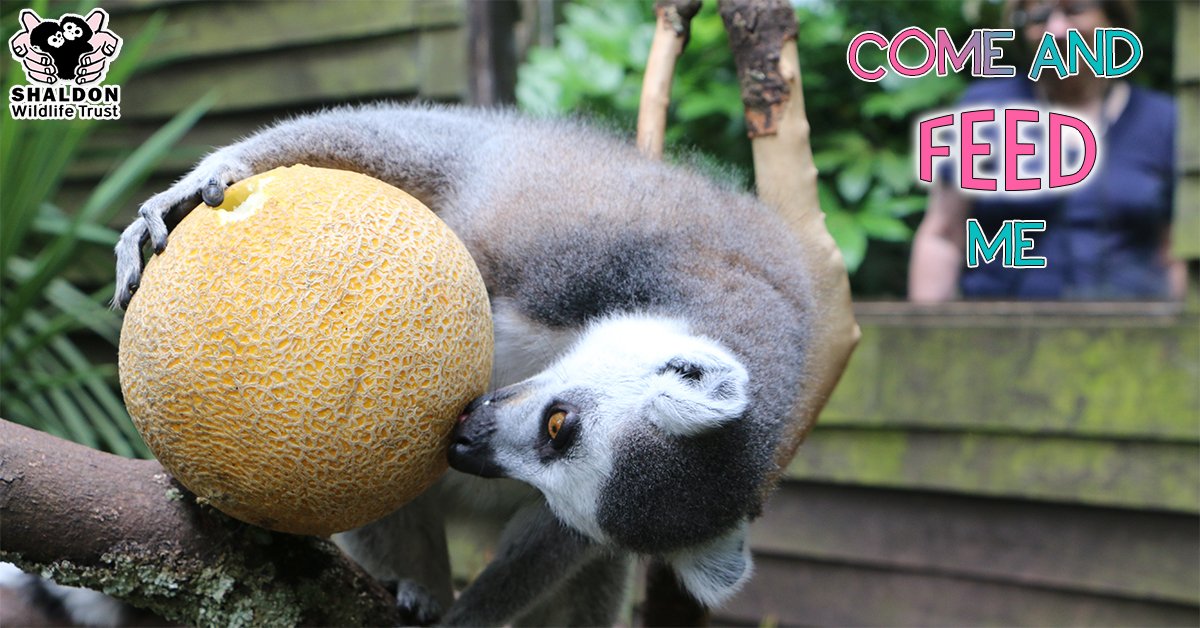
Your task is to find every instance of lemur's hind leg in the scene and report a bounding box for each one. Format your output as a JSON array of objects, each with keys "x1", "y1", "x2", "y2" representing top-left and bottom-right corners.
[
  {"x1": 513, "y1": 551, "x2": 632, "y2": 627},
  {"x1": 333, "y1": 487, "x2": 453, "y2": 626},
  {"x1": 440, "y1": 500, "x2": 609, "y2": 626}
]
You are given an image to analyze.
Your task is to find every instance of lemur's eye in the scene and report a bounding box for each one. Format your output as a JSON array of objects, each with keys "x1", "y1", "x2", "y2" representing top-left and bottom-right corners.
[
  {"x1": 547, "y1": 410, "x2": 567, "y2": 439},
  {"x1": 539, "y1": 405, "x2": 580, "y2": 458}
]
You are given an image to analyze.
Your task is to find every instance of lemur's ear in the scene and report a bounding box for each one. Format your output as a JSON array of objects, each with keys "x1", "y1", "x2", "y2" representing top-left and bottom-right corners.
[
  {"x1": 669, "y1": 522, "x2": 753, "y2": 608},
  {"x1": 648, "y1": 350, "x2": 749, "y2": 437}
]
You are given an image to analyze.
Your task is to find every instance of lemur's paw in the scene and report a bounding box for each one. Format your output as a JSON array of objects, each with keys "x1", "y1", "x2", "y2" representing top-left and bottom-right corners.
[
  {"x1": 112, "y1": 155, "x2": 250, "y2": 310},
  {"x1": 386, "y1": 579, "x2": 442, "y2": 627}
]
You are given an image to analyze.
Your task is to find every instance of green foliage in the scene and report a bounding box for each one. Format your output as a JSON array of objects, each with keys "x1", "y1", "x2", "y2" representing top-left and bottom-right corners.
[
  {"x1": 516, "y1": 1, "x2": 987, "y2": 291},
  {"x1": 0, "y1": 5, "x2": 214, "y2": 456},
  {"x1": 518, "y1": 0, "x2": 751, "y2": 185}
]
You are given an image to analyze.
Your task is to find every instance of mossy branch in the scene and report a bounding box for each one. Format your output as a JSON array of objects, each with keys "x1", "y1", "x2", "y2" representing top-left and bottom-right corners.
[{"x1": 0, "y1": 419, "x2": 400, "y2": 627}]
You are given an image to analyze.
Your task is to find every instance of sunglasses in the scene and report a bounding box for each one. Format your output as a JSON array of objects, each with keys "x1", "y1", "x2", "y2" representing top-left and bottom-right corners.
[{"x1": 1013, "y1": 0, "x2": 1102, "y2": 27}]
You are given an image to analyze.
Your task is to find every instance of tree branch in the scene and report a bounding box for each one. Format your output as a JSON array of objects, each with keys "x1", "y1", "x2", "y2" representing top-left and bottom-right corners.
[
  {"x1": 0, "y1": 419, "x2": 400, "y2": 626},
  {"x1": 718, "y1": 0, "x2": 860, "y2": 479},
  {"x1": 637, "y1": 0, "x2": 702, "y2": 159}
]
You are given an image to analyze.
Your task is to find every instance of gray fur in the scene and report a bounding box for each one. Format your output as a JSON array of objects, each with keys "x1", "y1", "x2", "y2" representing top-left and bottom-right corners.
[
  {"x1": 113, "y1": 103, "x2": 815, "y2": 623},
  {"x1": 332, "y1": 488, "x2": 452, "y2": 621},
  {"x1": 439, "y1": 501, "x2": 626, "y2": 626}
]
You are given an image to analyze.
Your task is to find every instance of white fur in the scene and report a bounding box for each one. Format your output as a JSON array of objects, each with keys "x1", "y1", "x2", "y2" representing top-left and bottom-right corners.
[
  {"x1": 56, "y1": 587, "x2": 129, "y2": 626},
  {"x1": 486, "y1": 313, "x2": 750, "y2": 546},
  {"x1": 646, "y1": 353, "x2": 748, "y2": 436},
  {"x1": 668, "y1": 521, "x2": 754, "y2": 608},
  {"x1": 0, "y1": 562, "x2": 25, "y2": 586}
]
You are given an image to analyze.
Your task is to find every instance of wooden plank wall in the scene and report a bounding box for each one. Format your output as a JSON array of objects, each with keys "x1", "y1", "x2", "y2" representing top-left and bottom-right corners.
[
  {"x1": 716, "y1": 303, "x2": 1200, "y2": 626},
  {"x1": 62, "y1": 0, "x2": 466, "y2": 222}
]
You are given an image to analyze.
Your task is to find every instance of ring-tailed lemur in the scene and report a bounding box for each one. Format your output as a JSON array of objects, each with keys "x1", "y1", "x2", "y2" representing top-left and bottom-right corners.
[{"x1": 113, "y1": 104, "x2": 815, "y2": 626}]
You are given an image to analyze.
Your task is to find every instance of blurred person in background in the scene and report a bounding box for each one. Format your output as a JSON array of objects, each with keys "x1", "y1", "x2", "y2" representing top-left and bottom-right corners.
[{"x1": 908, "y1": 0, "x2": 1185, "y2": 301}]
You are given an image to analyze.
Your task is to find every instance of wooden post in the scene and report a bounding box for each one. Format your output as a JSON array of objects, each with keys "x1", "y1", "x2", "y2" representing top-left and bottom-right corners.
[
  {"x1": 468, "y1": 0, "x2": 520, "y2": 107},
  {"x1": 635, "y1": 2, "x2": 712, "y2": 624}
]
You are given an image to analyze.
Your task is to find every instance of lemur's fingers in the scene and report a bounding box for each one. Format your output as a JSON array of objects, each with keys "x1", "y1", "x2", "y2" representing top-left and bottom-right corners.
[
  {"x1": 113, "y1": 217, "x2": 149, "y2": 310},
  {"x1": 113, "y1": 154, "x2": 252, "y2": 310},
  {"x1": 201, "y1": 177, "x2": 225, "y2": 207},
  {"x1": 193, "y1": 157, "x2": 251, "y2": 211},
  {"x1": 137, "y1": 189, "x2": 196, "y2": 254}
]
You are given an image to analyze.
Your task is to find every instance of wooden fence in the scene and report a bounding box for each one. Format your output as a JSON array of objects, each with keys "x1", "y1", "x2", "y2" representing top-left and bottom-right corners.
[{"x1": 716, "y1": 303, "x2": 1199, "y2": 626}]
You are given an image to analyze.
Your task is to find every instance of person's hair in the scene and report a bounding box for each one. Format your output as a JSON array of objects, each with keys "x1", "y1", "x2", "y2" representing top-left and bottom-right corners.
[
  {"x1": 1006, "y1": 0, "x2": 1138, "y2": 32},
  {"x1": 1005, "y1": 0, "x2": 1138, "y2": 61}
]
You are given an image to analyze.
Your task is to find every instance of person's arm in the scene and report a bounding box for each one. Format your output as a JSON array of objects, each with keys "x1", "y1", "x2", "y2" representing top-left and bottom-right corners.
[
  {"x1": 909, "y1": 184, "x2": 970, "y2": 302},
  {"x1": 1161, "y1": 229, "x2": 1188, "y2": 301}
]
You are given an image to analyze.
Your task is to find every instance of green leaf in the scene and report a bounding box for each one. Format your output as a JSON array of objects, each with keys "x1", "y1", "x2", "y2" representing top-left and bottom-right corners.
[
  {"x1": 817, "y1": 180, "x2": 844, "y2": 215},
  {"x1": 825, "y1": 210, "x2": 868, "y2": 273},
  {"x1": 813, "y1": 149, "x2": 853, "y2": 171},
  {"x1": 837, "y1": 159, "x2": 873, "y2": 203},
  {"x1": 875, "y1": 150, "x2": 914, "y2": 193},
  {"x1": 0, "y1": 92, "x2": 216, "y2": 341},
  {"x1": 882, "y1": 194, "x2": 929, "y2": 217},
  {"x1": 857, "y1": 212, "x2": 913, "y2": 242},
  {"x1": 0, "y1": 10, "x2": 201, "y2": 456}
]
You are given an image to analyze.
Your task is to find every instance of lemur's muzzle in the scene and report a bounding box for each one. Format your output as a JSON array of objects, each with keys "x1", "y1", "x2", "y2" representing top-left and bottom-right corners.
[{"x1": 447, "y1": 392, "x2": 508, "y2": 479}]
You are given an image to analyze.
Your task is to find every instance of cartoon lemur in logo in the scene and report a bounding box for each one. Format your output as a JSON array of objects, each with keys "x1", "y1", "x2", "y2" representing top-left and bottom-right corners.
[
  {"x1": 8, "y1": 9, "x2": 122, "y2": 85},
  {"x1": 30, "y1": 17, "x2": 92, "y2": 81}
]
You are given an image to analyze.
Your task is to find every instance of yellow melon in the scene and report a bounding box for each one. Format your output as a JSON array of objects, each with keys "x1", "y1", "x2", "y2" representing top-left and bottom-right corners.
[{"x1": 119, "y1": 165, "x2": 493, "y2": 536}]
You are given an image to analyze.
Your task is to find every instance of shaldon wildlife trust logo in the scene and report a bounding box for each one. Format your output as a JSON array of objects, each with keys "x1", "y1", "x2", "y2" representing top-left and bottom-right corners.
[{"x1": 7, "y1": 8, "x2": 123, "y2": 120}]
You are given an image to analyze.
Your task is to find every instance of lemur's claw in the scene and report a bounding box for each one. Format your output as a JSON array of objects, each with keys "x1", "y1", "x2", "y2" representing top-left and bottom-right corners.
[
  {"x1": 118, "y1": 282, "x2": 136, "y2": 310},
  {"x1": 138, "y1": 199, "x2": 171, "y2": 254},
  {"x1": 201, "y1": 178, "x2": 225, "y2": 207}
]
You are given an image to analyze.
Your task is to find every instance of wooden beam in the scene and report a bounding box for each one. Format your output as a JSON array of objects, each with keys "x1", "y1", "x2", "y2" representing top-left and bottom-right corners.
[
  {"x1": 785, "y1": 428, "x2": 1200, "y2": 513},
  {"x1": 822, "y1": 318, "x2": 1200, "y2": 442},
  {"x1": 716, "y1": 554, "x2": 1199, "y2": 626},
  {"x1": 752, "y1": 482, "x2": 1200, "y2": 605}
]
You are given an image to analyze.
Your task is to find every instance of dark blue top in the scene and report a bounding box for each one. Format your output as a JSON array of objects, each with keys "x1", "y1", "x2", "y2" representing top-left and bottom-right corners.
[{"x1": 943, "y1": 77, "x2": 1176, "y2": 300}]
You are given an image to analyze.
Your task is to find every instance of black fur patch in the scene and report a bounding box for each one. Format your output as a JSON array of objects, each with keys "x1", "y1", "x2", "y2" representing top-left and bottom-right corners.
[{"x1": 596, "y1": 418, "x2": 765, "y2": 553}]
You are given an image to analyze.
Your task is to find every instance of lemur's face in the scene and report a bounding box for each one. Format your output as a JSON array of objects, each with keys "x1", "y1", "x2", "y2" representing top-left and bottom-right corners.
[
  {"x1": 62, "y1": 22, "x2": 84, "y2": 40},
  {"x1": 46, "y1": 31, "x2": 65, "y2": 48},
  {"x1": 449, "y1": 314, "x2": 749, "y2": 544}
]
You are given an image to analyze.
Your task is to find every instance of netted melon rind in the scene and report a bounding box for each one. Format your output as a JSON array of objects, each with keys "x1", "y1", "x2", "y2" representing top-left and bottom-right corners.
[{"x1": 119, "y1": 165, "x2": 493, "y2": 536}]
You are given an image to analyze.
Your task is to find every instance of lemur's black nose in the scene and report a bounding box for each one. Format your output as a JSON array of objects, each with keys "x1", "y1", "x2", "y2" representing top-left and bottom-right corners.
[{"x1": 448, "y1": 397, "x2": 507, "y2": 479}]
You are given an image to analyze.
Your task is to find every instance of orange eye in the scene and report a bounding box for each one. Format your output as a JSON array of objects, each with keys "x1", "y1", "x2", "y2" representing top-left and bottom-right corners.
[{"x1": 547, "y1": 410, "x2": 567, "y2": 439}]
